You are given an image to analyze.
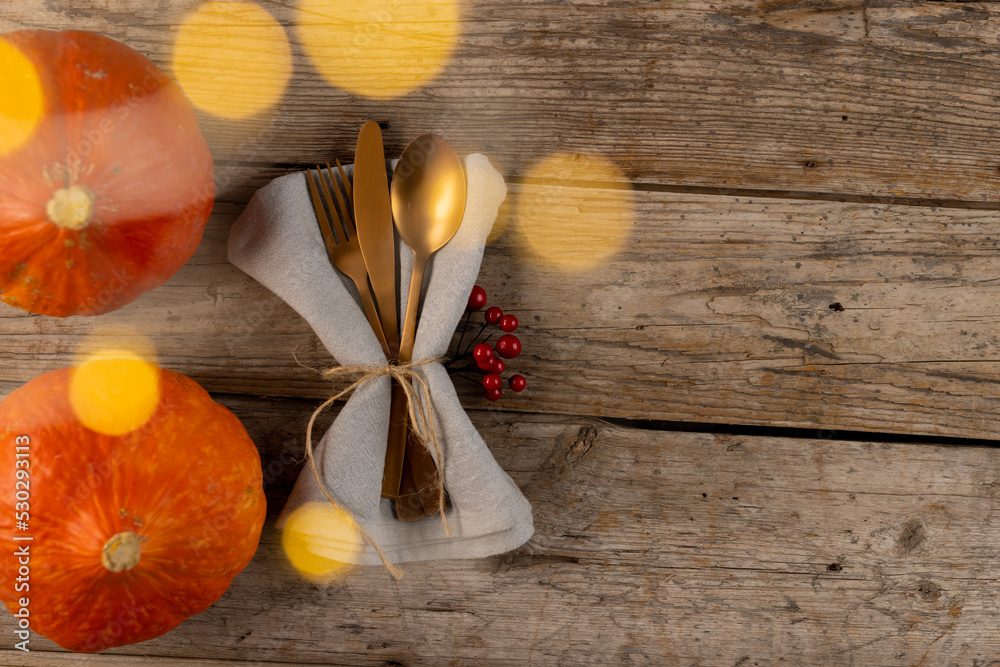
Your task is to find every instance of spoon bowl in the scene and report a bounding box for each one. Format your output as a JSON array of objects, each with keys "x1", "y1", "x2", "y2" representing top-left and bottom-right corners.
[
  {"x1": 391, "y1": 135, "x2": 466, "y2": 260},
  {"x1": 391, "y1": 134, "x2": 466, "y2": 362}
]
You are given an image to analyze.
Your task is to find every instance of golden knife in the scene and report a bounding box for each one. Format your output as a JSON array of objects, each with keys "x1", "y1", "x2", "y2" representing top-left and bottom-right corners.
[
  {"x1": 352, "y1": 121, "x2": 417, "y2": 509},
  {"x1": 353, "y1": 121, "x2": 399, "y2": 359}
]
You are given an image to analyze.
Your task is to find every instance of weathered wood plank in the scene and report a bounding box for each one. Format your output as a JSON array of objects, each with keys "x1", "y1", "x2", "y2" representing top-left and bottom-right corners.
[
  {"x1": 0, "y1": 655, "x2": 293, "y2": 666},
  {"x1": 3, "y1": 2, "x2": 1000, "y2": 200},
  {"x1": 2, "y1": 183, "x2": 1000, "y2": 440},
  {"x1": 2, "y1": 398, "x2": 999, "y2": 665}
]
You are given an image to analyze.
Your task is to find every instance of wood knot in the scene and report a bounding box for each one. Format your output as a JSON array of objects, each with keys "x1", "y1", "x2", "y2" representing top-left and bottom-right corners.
[
  {"x1": 898, "y1": 519, "x2": 926, "y2": 554},
  {"x1": 566, "y1": 425, "x2": 597, "y2": 463},
  {"x1": 828, "y1": 302, "x2": 845, "y2": 312},
  {"x1": 916, "y1": 579, "x2": 941, "y2": 601}
]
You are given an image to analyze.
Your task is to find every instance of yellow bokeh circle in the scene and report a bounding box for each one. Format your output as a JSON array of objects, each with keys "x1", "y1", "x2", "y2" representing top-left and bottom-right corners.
[
  {"x1": 282, "y1": 501, "x2": 363, "y2": 582},
  {"x1": 0, "y1": 38, "x2": 44, "y2": 157},
  {"x1": 297, "y1": 0, "x2": 459, "y2": 99},
  {"x1": 69, "y1": 351, "x2": 161, "y2": 437},
  {"x1": 516, "y1": 153, "x2": 635, "y2": 271},
  {"x1": 173, "y1": 1, "x2": 292, "y2": 119}
]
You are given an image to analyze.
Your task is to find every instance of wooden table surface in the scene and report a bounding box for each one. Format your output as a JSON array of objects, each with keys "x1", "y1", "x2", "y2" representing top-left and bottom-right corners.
[{"x1": 4, "y1": 1, "x2": 1000, "y2": 664}]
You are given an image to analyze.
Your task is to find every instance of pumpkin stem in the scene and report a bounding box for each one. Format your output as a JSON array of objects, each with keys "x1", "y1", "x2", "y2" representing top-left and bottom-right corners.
[
  {"x1": 46, "y1": 185, "x2": 95, "y2": 230},
  {"x1": 102, "y1": 531, "x2": 142, "y2": 573}
]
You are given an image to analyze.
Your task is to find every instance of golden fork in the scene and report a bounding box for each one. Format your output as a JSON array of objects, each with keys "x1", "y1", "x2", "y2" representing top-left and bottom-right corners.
[{"x1": 306, "y1": 162, "x2": 391, "y2": 360}]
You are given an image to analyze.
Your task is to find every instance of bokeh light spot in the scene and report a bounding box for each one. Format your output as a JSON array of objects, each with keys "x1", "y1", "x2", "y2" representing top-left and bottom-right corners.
[
  {"x1": 282, "y1": 501, "x2": 363, "y2": 582},
  {"x1": 0, "y1": 38, "x2": 44, "y2": 157},
  {"x1": 173, "y1": 1, "x2": 292, "y2": 119},
  {"x1": 297, "y1": 0, "x2": 459, "y2": 99},
  {"x1": 516, "y1": 153, "x2": 634, "y2": 271},
  {"x1": 70, "y1": 351, "x2": 161, "y2": 437}
]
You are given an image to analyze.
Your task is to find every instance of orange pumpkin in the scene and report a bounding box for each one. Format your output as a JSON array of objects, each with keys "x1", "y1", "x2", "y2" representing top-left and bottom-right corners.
[
  {"x1": 0, "y1": 30, "x2": 214, "y2": 317},
  {"x1": 0, "y1": 362, "x2": 265, "y2": 652}
]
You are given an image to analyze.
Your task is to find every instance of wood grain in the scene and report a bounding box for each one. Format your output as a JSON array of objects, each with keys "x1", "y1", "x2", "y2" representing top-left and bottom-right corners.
[
  {"x1": 3, "y1": 2, "x2": 1000, "y2": 200},
  {"x1": 3, "y1": 182, "x2": 1000, "y2": 440},
  {"x1": 4, "y1": 2, "x2": 1000, "y2": 664},
  {"x1": 2, "y1": 398, "x2": 1000, "y2": 665}
]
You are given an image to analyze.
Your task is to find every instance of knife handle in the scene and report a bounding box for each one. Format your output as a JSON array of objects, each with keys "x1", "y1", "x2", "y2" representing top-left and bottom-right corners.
[
  {"x1": 381, "y1": 380, "x2": 447, "y2": 518},
  {"x1": 394, "y1": 452, "x2": 426, "y2": 521},
  {"x1": 405, "y1": 420, "x2": 447, "y2": 515},
  {"x1": 380, "y1": 379, "x2": 409, "y2": 499}
]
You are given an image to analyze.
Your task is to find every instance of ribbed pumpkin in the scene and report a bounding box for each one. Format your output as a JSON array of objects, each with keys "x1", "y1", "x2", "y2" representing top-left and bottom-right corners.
[
  {"x1": 0, "y1": 362, "x2": 265, "y2": 652},
  {"x1": 0, "y1": 30, "x2": 214, "y2": 317}
]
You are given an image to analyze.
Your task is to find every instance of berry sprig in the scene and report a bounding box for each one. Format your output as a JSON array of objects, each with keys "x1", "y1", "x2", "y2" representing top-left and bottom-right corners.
[{"x1": 448, "y1": 285, "x2": 527, "y2": 401}]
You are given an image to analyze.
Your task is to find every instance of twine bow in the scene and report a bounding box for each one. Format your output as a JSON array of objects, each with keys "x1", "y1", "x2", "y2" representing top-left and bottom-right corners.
[{"x1": 303, "y1": 357, "x2": 450, "y2": 580}]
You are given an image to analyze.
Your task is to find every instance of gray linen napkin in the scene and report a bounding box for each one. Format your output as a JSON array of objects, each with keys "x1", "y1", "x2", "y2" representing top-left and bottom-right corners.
[{"x1": 228, "y1": 154, "x2": 534, "y2": 565}]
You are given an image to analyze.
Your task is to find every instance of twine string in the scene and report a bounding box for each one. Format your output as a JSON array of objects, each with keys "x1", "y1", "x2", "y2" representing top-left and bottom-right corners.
[{"x1": 303, "y1": 357, "x2": 451, "y2": 580}]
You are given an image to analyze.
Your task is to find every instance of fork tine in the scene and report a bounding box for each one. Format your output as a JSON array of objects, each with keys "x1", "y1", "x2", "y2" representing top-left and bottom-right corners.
[
  {"x1": 335, "y1": 159, "x2": 353, "y2": 206},
  {"x1": 307, "y1": 168, "x2": 339, "y2": 256},
  {"x1": 333, "y1": 160, "x2": 358, "y2": 238},
  {"x1": 324, "y1": 163, "x2": 354, "y2": 241}
]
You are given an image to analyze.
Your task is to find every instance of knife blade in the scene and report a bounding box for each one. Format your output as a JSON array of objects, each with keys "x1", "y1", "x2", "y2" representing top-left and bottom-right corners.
[{"x1": 353, "y1": 121, "x2": 400, "y2": 359}]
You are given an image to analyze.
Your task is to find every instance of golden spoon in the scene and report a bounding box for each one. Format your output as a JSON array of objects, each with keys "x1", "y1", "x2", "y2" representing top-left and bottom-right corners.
[{"x1": 388, "y1": 135, "x2": 466, "y2": 512}]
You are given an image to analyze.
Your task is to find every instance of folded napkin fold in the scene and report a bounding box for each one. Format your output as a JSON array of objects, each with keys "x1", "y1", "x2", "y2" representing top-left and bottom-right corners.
[{"x1": 227, "y1": 154, "x2": 534, "y2": 567}]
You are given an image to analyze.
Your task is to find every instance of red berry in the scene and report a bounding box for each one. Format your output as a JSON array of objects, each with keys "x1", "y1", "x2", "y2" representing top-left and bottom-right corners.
[
  {"x1": 467, "y1": 285, "x2": 487, "y2": 311},
  {"x1": 499, "y1": 314, "x2": 518, "y2": 332},
  {"x1": 485, "y1": 306, "x2": 503, "y2": 325},
  {"x1": 509, "y1": 374, "x2": 527, "y2": 392},
  {"x1": 490, "y1": 358, "x2": 505, "y2": 375},
  {"x1": 477, "y1": 359, "x2": 494, "y2": 371},
  {"x1": 484, "y1": 387, "x2": 502, "y2": 401},
  {"x1": 496, "y1": 334, "x2": 521, "y2": 359},
  {"x1": 482, "y1": 373, "x2": 502, "y2": 391},
  {"x1": 473, "y1": 343, "x2": 493, "y2": 363}
]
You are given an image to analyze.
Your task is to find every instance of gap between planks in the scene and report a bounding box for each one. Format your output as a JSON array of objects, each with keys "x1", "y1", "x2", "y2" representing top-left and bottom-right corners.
[
  {"x1": 212, "y1": 159, "x2": 1000, "y2": 213},
  {"x1": 600, "y1": 416, "x2": 1000, "y2": 449}
]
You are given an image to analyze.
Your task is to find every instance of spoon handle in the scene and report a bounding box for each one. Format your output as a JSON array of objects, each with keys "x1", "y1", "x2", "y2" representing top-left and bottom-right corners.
[
  {"x1": 386, "y1": 254, "x2": 441, "y2": 506},
  {"x1": 398, "y1": 253, "x2": 427, "y2": 364}
]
